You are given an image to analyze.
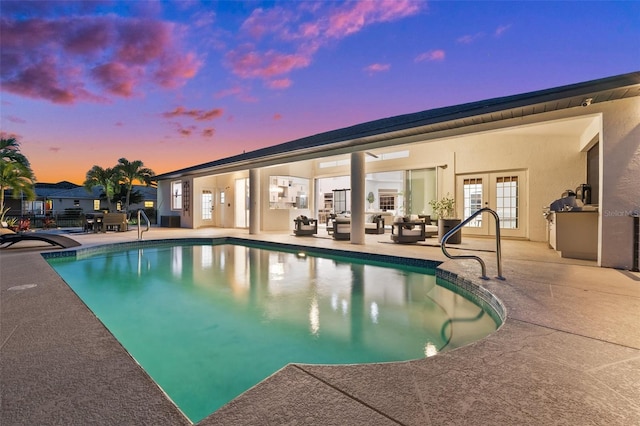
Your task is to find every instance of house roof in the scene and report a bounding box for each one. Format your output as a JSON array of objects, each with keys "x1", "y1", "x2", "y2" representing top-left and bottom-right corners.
[
  {"x1": 46, "y1": 186, "x2": 103, "y2": 199},
  {"x1": 155, "y1": 71, "x2": 640, "y2": 180},
  {"x1": 35, "y1": 185, "x2": 156, "y2": 200},
  {"x1": 6, "y1": 181, "x2": 81, "y2": 199}
]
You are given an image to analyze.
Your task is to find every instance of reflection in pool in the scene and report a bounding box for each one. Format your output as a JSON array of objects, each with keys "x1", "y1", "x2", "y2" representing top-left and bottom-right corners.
[{"x1": 48, "y1": 243, "x2": 499, "y2": 423}]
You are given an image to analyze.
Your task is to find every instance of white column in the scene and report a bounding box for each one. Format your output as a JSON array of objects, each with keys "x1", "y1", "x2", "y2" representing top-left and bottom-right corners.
[
  {"x1": 249, "y1": 169, "x2": 261, "y2": 235},
  {"x1": 350, "y1": 151, "x2": 365, "y2": 244}
]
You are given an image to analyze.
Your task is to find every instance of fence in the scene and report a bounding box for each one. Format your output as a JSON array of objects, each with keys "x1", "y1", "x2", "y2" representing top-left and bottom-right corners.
[{"x1": 4, "y1": 208, "x2": 157, "y2": 230}]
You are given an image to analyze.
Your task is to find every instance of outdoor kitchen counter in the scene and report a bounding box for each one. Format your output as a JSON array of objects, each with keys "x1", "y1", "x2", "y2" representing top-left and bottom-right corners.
[{"x1": 549, "y1": 210, "x2": 598, "y2": 261}]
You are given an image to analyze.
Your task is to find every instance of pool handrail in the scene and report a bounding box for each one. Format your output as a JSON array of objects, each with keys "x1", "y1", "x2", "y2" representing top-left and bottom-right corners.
[
  {"x1": 441, "y1": 207, "x2": 505, "y2": 280},
  {"x1": 137, "y1": 209, "x2": 150, "y2": 241}
]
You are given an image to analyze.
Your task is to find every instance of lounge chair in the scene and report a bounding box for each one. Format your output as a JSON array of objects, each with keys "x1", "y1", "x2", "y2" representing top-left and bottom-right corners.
[
  {"x1": 293, "y1": 216, "x2": 318, "y2": 236},
  {"x1": 391, "y1": 221, "x2": 426, "y2": 244},
  {"x1": 0, "y1": 230, "x2": 81, "y2": 249},
  {"x1": 329, "y1": 217, "x2": 351, "y2": 240},
  {"x1": 364, "y1": 214, "x2": 385, "y2": 234}
]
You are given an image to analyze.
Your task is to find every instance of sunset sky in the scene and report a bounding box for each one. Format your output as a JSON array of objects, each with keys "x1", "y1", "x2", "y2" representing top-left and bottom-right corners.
[{"x1": 1, "y1": 0, "x2": 638, "y2": 184}]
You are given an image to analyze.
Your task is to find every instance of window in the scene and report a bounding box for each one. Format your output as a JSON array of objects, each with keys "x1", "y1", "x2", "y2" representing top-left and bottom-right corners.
[
  {"x1": 378, "y1": 189, "x2": 397, "y2": 212},
  {"x1": 74, "y1": 200, "x2": 80, "y2": 207},
  {"x1": 463, "y1": 178, "x2": 483, "y2": 227},
  {"x1": 144, "y1": 201, "x2": 154, "y2": 208},
  {"x1": 172, "y1": 181, "x2": 182, "y2": 210},
  {"x1": 23, "y1": 200, "x2": 44, "y2": 215},
  {"x1": 93, "y1": 200, "x2": 100, "y2": 210},
  {"x1": 496, "y1": 176, "x2": 519, "y2": 229}
]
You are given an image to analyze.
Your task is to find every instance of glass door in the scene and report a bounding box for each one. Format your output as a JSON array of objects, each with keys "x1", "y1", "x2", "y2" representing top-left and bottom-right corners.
[
  {"x1": 457, "y1": 171, "x2": 527, "y2": 238},
  {"x1": 201, "y1": 190, "x2": 213, "y2": 223}
]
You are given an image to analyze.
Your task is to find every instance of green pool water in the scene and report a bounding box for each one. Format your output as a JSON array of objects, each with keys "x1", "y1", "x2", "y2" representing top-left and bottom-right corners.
[{"x1": 48, "y1": 243, "x2": 498, "y2": 423}]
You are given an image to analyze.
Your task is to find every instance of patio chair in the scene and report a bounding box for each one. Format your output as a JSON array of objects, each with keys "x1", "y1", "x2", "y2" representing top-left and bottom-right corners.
[
  {"x1": 391, "y1": 217, "x2": 426, "y2": 244},
  {"x1": 330, "y1": 217, "x2": 351, "y2": 240},
  {"x1": 293, "y1": 216, "x2": 318, "y2": 236},
  {"x1": 364, "y1": 214, "x2": 385, "y2": 234},
  {"x1": 81, "y1": 212, "x2": 104, "y2": 233}
]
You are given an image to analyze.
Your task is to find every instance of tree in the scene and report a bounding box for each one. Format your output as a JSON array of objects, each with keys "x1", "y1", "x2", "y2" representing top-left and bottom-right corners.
[
  {"x1": 0, "y1": 138, "x2": 36, "y2": 221},
  {"x1": 1, "y1": 137, "x2": 31, "y2": 166},
  {"x1": 83, "y1": 166, "x2": 120, "y2": 212},
  {"x1": 115, "y1": 158, "x2": 155, "y2": 213},
  {"x1": 110, "y1": 184, "x2": 144, "y2": 206}
]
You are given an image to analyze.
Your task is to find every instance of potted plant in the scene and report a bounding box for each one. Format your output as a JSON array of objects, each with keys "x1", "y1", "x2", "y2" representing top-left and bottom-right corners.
[
  {"x1": 429, "y1": 194, "x2": 462, "y2": 244},
  {"x1": 367, "y1": 191, "x2": 375, "y2": 210}
]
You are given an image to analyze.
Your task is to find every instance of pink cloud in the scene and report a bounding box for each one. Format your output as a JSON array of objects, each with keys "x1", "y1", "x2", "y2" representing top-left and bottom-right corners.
[
  {"x1": 457, "y1": 32, "x2": 485, "y2": 44},
  {"x1": 193, "y1": 10, "x2": 216, "y2": 29},
  {"x1": 241, "y1": 7, "x2": 291, "y2": 40},
  {"x1": 273, "y1": 113, "x2": 282, "y2": 120},
  {"x1": 227, "y1": 1, "x2": 422, "y2": 89},
  {"x1": 364, "y1": 63, "x2": 391, "y2": 74},
  {"x1": 415, "y1": 49, "x2": 445, "y2": 63},
  {"x1": 1, "y1": 56, "x2": 97, "y2": 104},
  {"x1": 177, "y1": 125, "x2": 196, "y2": 137},
  {"x1": 202, "y1": 128, "x2": 215, "y2": 138},
  {"x1": 49, "y1": 147, "x2": 61, "y2": 153},
  {"x1": 7, "y1": 115, "x2": 26, "y2": 124},
  {"x1": 226, "y1": 47, "x2": 311, "y2": 79},
  {"x1": 197, "y1": 108, "x2": 224, "y2": 121},
  {"x1": 91, "y1": 62, "x2": 139, "y2": 97},
  {"x1": 495, "y1": 24, "x2": 512, "y2": 37},
  {"x1": 0, "y1": 15, "x2": 201, "y2": 104},
  {"x1": 267, "y1": 78, "x2": 292, "y2": 89},
  {"x1": 214, "y1": 85, "x2": 259, "y2": 103},
  {"x1": 163, "y1": 106, "x2": 224, "y2": 121},
  {"x1": 326, "y1": 0, "x2": 420, "y2": 38}
]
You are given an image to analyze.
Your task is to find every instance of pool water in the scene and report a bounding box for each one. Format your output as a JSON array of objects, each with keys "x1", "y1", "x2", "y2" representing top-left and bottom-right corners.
[{"x1": 48, "y1": 243, "x2": 498, "y2": 423}]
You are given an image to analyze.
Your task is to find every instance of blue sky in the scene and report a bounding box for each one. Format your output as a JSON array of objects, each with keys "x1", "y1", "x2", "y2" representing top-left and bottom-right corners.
[{"x1": 1, "y1": 0, "x2": 638, "y2": 183}]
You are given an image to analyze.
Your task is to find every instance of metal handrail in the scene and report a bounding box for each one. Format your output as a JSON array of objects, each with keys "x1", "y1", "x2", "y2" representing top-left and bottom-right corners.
[
  {"x1": 137, "y1": 209, "x2": 150, "y2": 241},
  {"x1": 441, "y1": 207, "x2": 504, "y2": 280}
]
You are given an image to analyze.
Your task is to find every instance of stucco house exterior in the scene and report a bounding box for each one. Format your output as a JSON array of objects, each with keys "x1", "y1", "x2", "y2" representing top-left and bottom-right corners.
[{"x1": 155, "y1": 72, "x2": 640, "y2": 270}]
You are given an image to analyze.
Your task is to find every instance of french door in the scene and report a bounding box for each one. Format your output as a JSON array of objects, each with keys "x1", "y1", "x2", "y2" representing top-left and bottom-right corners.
[
  {"x1": 456, "y1": 170, "x2": 527, "y2": 238},
  {"x1": 201, "y1": 189, "x2": 213, "y2": 223}
]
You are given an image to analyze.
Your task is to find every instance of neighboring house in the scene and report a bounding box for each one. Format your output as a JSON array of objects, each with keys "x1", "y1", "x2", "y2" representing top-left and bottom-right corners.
[
  {"x1": 5, "y1": 182, "x2": 157, "y2": 218},
  {"x1": 155, "y1": 72, "x2": 640, "y2": 270}
]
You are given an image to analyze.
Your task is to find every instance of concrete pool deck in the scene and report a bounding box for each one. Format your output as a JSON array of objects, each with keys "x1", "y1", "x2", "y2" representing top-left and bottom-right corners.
[{"x1": 1, "y1": 227, "x2": 639, "y2": 425}]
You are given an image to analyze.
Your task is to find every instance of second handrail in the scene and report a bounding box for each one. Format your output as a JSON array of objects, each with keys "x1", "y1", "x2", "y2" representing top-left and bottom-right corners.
[
  {"x1": 441, "y1": 207, "x2": 504, "y2": 280},
  {"x1": 137, "y1": 209, "x2": 150, "y2": 241}
]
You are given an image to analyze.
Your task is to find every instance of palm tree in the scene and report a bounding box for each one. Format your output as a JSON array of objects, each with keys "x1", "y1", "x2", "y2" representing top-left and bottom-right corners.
[
  {"x1": 1, "y1": 137, "x2": 31, "y2": 166},
  {"x1": 115, "y1": 158, "x2": 155, "y2": 213},
  {"x1": 0, "y1": 137, "x2": 36, "y2": 221},
  {"x1": 0, "y1": 161, "x2": 36, "y2": 221},
  {"x1": 83, "y1": 166, "x2": 120, "y2": 212}
]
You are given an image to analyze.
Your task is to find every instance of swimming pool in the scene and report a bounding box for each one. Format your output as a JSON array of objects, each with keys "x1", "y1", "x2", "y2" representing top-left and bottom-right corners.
[{"x1": 46, "y1": 239, "x2": 501, "y2": 423}]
